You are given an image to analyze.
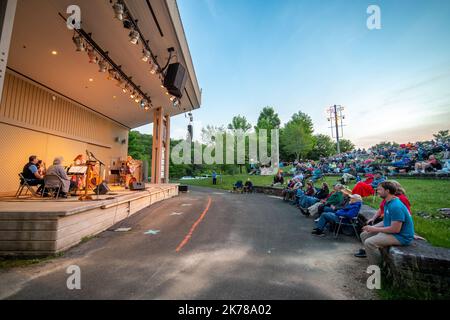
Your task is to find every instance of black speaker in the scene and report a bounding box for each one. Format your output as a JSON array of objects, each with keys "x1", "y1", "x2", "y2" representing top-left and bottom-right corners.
[
  {"x1": 163, "y1": 63, "x2": 187, "y2": 98},
  {"x1": 94, "y1": 182, "x2": 110, "y2": 195},
  {"x1": 130, "y1": 182, "x2": 146, "y2": 191},
  {"x1": 179, "y1": 185, "x2": 188, "y2": 192}
]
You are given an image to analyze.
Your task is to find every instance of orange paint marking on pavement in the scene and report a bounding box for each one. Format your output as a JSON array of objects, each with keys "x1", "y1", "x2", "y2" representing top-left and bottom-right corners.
[{"x1": 176, "y1": 196, "x2": 212, "y2": 252}]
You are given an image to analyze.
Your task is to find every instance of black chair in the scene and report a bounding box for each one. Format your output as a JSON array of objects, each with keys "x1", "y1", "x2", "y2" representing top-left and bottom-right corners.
[
  {"x1": 15, "y1": 173, "x2": 39, "y2": 198},
  {"x1": 334, "y1": 215, "x2": 361, "y2": 241},
  {"x1": 42, "y1": 174, "x2": 64, "y2": 199}
]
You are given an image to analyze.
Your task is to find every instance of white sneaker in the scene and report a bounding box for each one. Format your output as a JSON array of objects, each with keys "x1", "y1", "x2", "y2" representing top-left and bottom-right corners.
[{"x1": 314, "y1": 218, "x2": 320, "y2": 222}]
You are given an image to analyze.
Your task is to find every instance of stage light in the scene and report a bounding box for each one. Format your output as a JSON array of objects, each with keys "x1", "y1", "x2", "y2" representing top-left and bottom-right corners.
[
  {"x1": 169, "y1": 96, "x2": 176, "y2": 102},
  {"x1": 173, "y1": 98, "x2": 180, "y2": 108},
  {"x1": 112, "y1": 2, "x2": 124, "y2": 21},
  {"x1": 98, "y1": 59, "x2": 108, "y2": 73},
  {"x1": 149, "y1": 61, "x2": 158, "y2": 74},
  {"x1": 87, "y1": 47, "x2": 98, "y2": 64},
  {"x1": 140, "y1": 99, "x2": 147, "y2": 108},
  {"x1": 122, "y1": 84, "x2": 129, "y2": 93},
  {"x1": 141, "y1": 49, "x2": 151, "y2": 62},
  {"x1": 107, "y1": 69, "x2": 117, "y2": 80},
  {"x1": 116, "y1": 77, "x2": 124, "y2": 87},
  {"x1": 129, "y1": 30, "x2": 139, "y2": 45},
  {"x1": 135, "y1": 96, "x2": 141, "y2": 103},
  {"x1": 72, "y1": 35, "x2": 85, "y2": 51},
  {"x1": 51, "y1": 51, "x2": 58, "y2": 55},
  {"x1": 130, "y1": 91, "x2": 136, "y2": 99},
  {"x1": 144, "y1": 105, "x2": 150, "y2": 110}
]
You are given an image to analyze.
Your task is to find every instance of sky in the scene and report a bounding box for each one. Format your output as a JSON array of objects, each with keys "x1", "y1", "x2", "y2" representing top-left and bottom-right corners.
[{"x1": 136, "y1": 0, "x2": 450, "y2": 148}]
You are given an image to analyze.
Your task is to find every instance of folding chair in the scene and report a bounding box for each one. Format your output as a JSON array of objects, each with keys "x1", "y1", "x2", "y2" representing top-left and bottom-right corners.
[
  {"x1": 42, "y1": 174, "x2": 64, "y2": 199},
  {"x1": 334, "y1": 216, "x2": 361, "y2": 241},
  {"x1": 15, "y1": 173, "x2": 39, "y2": 198}
]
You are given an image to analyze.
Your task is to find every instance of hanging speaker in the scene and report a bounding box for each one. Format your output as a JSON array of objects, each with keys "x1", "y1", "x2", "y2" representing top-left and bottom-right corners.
[{"x1": 163, "y1": 63, "x2": 187, "y2": 99}]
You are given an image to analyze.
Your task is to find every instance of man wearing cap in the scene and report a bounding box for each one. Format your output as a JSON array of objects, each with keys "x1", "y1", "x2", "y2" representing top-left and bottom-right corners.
[
  {"x1": 359, "y1": 181, "x2": 414, "y2": 266},
  {"x1": 312, "y1": 194, "x2": 363, "y2": 236}
]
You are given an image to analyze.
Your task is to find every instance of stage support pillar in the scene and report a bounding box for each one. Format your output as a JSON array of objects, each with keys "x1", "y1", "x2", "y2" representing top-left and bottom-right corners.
[{"x1": 0, "y1": 0, "x2": 17, "y2": 102}]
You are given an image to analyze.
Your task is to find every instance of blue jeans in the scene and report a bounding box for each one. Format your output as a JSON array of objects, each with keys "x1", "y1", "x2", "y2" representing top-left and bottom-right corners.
[{"x1": 316, "y1": 212, "x2": 340, "y2": 231}]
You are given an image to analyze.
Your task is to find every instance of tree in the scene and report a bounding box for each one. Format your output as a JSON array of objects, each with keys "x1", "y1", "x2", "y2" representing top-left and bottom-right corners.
[
  {"x1": 255, "y1": 106, "x2": 280, "y2": 131},
  {"x1": 290, "y1": 111, "x2": 314, "y2": 136},
  {"x1": 433, "y1": 130, "x2": 450, "y2": 143},
  {"x1": 337, "y1": 139, "x2": 355, "y2": 153},
  {"x1": 228, "y1": 115, "x2": 252, "y2": 133},
  {"x1": 281, "y1": 122, "x2": 313, "y2": 161},
  {"x1": 308, "y1": 134, "x2": 335, "y2": 159}
]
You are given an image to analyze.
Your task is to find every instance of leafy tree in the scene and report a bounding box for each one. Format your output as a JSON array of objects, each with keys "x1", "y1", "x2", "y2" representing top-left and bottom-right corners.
[
  {"x1": 337, "y1": 139, "x2": 355, "y2": 153},
  {"x1": 228, "y1": 115, "x2": 252, "y2": 133},
  {"x1": 281, "y1": 114, "x2": 314, "y2": 161},
  {"x1": 255, "y1": 106, "x2": 280, "y2": 130},
  {"x1": 290, "y1": 111, "x2": 314, "y2": 135},
  {"x1": 308, "y1": 134, "x2": 335, "y2": 159},
  {"x1": 433, "y1": 130, "x2": 450, "y2": 143}
]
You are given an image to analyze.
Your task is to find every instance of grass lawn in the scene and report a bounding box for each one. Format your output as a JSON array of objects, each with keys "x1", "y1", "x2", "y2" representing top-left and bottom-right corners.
[{"x1": 175, "y1": 175, "x2": 450, "y2": 248}]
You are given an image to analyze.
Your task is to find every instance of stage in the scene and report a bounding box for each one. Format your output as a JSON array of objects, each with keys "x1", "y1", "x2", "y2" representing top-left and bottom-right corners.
[{"x1": 0, "y1": 184, "x2": 179, "y2": 256}]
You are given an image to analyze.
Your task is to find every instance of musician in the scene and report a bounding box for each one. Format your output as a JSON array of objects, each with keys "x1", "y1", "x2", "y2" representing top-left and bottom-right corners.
[
  {"x1": 46, "y1": 157, "x2": 77, "y2": 198},
  {"x1": 37, "y1": 160, "x2": 46, "y2": 176},
  {"x1": 123, "y1": 155, "x2": 138, "y2": 189},
  {"x1": 69, "y1": 154, "x2": 87, "y2": 191},
  {"x1": 22, "y1": 155, "x2": 44, "y2": 194}
]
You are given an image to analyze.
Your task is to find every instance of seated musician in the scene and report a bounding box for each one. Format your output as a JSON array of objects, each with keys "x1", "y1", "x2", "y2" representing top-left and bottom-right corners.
[
  {"x1": 22, "y1": 155, "x2": 45, "y2": 194},
  {"x1": 37, "y1": 160, "x2": 46, "y2": 176},
  {"x1": 46, "y1": 157, "x2": 77, "y2": 198},
  {"x1": 70, "y1": 154, "x2": 87, "y2": 191}
]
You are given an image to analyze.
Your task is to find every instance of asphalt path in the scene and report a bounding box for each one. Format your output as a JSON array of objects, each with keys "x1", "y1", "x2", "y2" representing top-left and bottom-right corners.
[{"x1": 0, "y1": 186, "x2": 375, "y2": 300}]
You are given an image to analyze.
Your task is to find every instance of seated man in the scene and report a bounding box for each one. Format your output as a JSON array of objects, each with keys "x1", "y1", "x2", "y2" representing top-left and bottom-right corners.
[
  {"x1": 312, "y1": 194, "x2": 363, "y2": 236},
  {"x1": 233, "y1": 180, "x2": 244, "y2": 193},
  {"x1": 414, "y1": 154, "x2": 439, "y2": 173},
  {"x1": 359, "y1": 181, "x2": 415, "y2": 266},
  {"x1": 21, "y1": 155, "x2": 45, "y2": 194},
  {"x1": 244, "y1": 178, "x2": 253, "y2": 193},
  {"x1": 46, "y1": 157, "x2": 77, "y2": 198}
]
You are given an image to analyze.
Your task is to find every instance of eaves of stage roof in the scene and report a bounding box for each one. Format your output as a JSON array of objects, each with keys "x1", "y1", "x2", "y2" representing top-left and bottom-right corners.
[{"x1": 6, "y1": 0, "x2": 201, "y2": 129}]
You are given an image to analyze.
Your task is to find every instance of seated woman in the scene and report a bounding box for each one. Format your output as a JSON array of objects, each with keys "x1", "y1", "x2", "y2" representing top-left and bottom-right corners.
[
  {"x1": 310, "y1": 168, "x2": 323, "y2": 182},
  {"x1": 272, "y1": 170, "x2": 284, "y2": 186},
  {"x1": 298, "y1": 182, "x2": 329, "y2": 209},
  {"x1": 312, "y1": 194, "x2": 363, "y2": 236},
  {"x1": 303, "y1": 184, "x2": 344, "y2": 216},
  {"x1": 244, "y1": 178, "x2": 253, "y2": 193},
  {"x1": 351, "y1": 172, "x2": 385, "y2": 197}
]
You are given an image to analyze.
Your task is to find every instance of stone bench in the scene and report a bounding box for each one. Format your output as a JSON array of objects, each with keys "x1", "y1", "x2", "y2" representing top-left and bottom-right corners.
[
  {"x1": 253, "y1": 185, "x2": 285, "y2": 197},
  {"x1": 359, "y1": 205, "x2": 450, "y2": 296}
]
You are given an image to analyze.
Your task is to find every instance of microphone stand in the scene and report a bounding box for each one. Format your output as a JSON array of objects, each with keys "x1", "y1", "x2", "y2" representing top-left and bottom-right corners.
[{"x1": 89, "y1": 152, "x2": 105, "y2": 200}]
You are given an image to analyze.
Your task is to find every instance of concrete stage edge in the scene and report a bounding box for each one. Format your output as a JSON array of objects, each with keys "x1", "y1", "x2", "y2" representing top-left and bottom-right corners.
[{"x1": 0, "y1": 184, "x2": 179, "y2": 256}]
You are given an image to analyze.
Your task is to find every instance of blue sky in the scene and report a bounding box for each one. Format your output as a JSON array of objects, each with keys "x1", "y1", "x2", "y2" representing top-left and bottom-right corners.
[{"x1": 137, "y1": 0, "x2": 450, "y2": 148}]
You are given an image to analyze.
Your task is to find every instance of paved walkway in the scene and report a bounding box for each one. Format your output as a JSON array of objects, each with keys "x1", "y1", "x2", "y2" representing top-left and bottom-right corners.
[{"x1": 0, "y1": 186, "x2": 376, "y2": 299}]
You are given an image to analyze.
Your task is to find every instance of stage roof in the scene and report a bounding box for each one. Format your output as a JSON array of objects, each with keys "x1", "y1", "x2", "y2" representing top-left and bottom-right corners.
[{"x1": 7, "y1": 0, "x2": 201, "y2": 129}]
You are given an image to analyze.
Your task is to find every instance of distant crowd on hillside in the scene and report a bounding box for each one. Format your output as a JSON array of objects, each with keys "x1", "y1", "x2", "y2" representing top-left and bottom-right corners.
[{"x1": 281, "y1": 138, "x2": 450, "y2": 178}]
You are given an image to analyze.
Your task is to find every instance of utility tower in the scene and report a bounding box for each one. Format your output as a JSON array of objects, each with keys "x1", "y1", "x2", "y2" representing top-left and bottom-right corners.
[{"x1": 326, "y1": 105, "x2": 345, "y2": 154}]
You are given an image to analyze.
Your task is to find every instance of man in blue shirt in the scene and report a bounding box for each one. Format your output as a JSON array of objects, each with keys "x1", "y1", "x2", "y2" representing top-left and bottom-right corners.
[
  {"x1": 360, "y1": 181, "x2": 415, "y2": 266},
  {"x1": 22, "y1": 155, "x2": 45, "y2": 194}
]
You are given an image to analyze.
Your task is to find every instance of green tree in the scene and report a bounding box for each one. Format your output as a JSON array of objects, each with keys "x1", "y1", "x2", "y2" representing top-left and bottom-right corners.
[
  {"x1": 255, "y1": 106, "x2": 281, "y2": 130},
  {"x1": 280, "y1": 111, "x2": 315, "y2": 161},
  {"x1": 433, "y1": 130, "x2": 450, "y2": 143},
  {"x1": 337, "y1": 139, "x2": 355, "y2": 153},
  {"x1": 228, "y1": 115, "x2": 252, "y2": 133},
  {"x1": 308, "y1": 134, "x2": 335, "y2": 159}
]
